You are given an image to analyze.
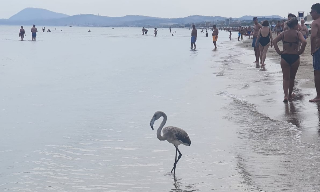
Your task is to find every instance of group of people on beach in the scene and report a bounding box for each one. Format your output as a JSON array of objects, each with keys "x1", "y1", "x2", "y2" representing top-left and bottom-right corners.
[
  {"x1": 250, "y1": 3, "x2": 320, "y2": 103},
  {"x1": 190, "y1": 24, "x2": 219, "y2": 50}
]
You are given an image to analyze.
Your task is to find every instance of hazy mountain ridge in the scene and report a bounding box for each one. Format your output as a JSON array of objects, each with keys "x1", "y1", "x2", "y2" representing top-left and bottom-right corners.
[
  {"x1": 9, "y1": 8, "x2": 69, "y2": 21},
  {"x1": 1, "y1": 8, "x2": 283, "y2": 26}
]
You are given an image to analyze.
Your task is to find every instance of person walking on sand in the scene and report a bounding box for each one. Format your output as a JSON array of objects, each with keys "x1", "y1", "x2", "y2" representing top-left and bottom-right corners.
[
  {"x1": 273, "y1": 18, "x2": 307, "y2": 103},
  {"x1": 300, "y1": 20, "x2": 309, "y2": 39},
  {"x1": 31, "y1": 25, "x2": 37, "y2": 41},
  {"x1": 212, "y1": 25, "x2": 219, "y2": 49},
  {"x1": 255, "y1": 20, "x2": 273, "y2": 68},
  {"x1": 248, "y1": 26, "x2": 252, "y2": 39},
  {"x1": 276, "y1": 21, "x2": 282, "y2": 36},
  {"x1": 309, "y1": 3, "x2": 320, "y2": 102},
  {"x1": 253, "y1": 17, "x2": 262, "y2": 66},
  {"x1": 284, "y1": 14, "x2": 301, "y2": 31},
  {"x1": 19, "y1": 26, "x2": 25, "y2": 41},
  {"x1": 191, "y1": 25, "x2": 197, "y2": 50}
]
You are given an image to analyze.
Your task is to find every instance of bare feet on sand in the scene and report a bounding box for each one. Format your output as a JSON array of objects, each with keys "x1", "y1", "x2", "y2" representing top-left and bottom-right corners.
[{"x1": 288, "y1": 93, "x2": 295, "y2": 102}]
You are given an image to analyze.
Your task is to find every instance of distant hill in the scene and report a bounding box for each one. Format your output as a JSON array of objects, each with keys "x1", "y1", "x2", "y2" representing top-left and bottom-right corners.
[
  {"x1": 9, "y1": 8, "x2": 69, "y2": 21},
  {"x1": 0, "y1": 8, "x2": 284, "y2": 27},
  {"x1": 238, "y1": 15, "x2": 284, "y2": 20}
]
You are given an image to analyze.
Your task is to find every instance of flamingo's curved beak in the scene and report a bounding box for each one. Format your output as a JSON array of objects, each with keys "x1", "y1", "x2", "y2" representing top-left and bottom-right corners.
[{"x1": 150, "y1": 118, "x2": 155, "y2": 130}]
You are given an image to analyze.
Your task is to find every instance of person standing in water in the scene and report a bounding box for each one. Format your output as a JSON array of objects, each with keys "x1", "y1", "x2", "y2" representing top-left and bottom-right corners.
[
  {"x1": 142, "y1": 27, "x2": 146, "y2": 35},
  {"x1": 273, "y1": 18, "x2": 307, "y2": 102},
  {"x1": 238, "y1": 26, "x2": 241, "y2": 41},
  {"x1": 253, "y1": 17, "x2": 262, "y2": 65},
  {"x1": 309, "y1": 3, "x2": 320, "y2": 102},
  {"x1": 154, "y1": 28, "x2": 158, "y2": 37},
  {"x1": 212, "y1": 25, "x2": 219, "y2": 49},
  {"x1": 169, "y1": 27, "x2": 172, "y2": 33},
  {"x1": 19, "y1": 26, "x2": 25, "y2": 41},
  {"x1": 191, "y1": 24, "x2": 197, "y2": 50},
  {"x1": 31, "y1": 25, "x2": 37, "y2": 41},
  {"x1": 255, "y1": 20, "x2": 273, "y2": 68}
]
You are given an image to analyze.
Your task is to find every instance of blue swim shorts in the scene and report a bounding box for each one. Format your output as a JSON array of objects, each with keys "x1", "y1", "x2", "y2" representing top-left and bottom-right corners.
[
  {"x1": 191, "y1": 36, "x2": 196, "y2": 43},
  {"x1": 32, "y1": 33, "x2": 36, "y2": 38},
  {"x1": 313, "y1": 48, "x2": 320, "y2": 70},
  {"x1": 252, "y1": 38, "x2": 257, "y2": 47}
]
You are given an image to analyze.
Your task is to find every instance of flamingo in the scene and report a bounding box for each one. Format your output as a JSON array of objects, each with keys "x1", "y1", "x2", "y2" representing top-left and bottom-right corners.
[{"x1": 150, "y1": 111, "x2": 191, "y2": 175}]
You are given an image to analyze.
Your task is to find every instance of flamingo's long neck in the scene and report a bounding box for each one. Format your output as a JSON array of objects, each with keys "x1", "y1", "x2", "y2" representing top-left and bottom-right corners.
[{"x1": 157, "y1": 113, "x2": 167, "y2": 141}]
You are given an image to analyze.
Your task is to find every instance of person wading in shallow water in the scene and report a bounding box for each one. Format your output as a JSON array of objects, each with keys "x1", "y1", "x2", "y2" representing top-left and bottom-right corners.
[
  {"x1": 19, "y1": 26, "x2": 25, "y2": 41},
  {"x1": 273, "y1": 18, "x2": 307, "y2": 103},
  {"x1": 191, "y1": 25, "x2": 197, "y2": 50},
  {"x1": 309, "y1": 3, "x2": 320, "y2": 102},
  {"x1": 31, "y1": 25, "x2": 37, "y2": 41},
  {"x1": 252, "y1": 17, "x2": 262, "y2": 67},
  {"x1": 212, "y1": 25, "x2": 219, "y2": 49}
]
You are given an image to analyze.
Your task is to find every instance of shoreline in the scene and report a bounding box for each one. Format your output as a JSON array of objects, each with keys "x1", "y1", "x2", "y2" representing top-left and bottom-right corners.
[{"x1": 237, "y1": 36, "x2": 315, "y2": 89}]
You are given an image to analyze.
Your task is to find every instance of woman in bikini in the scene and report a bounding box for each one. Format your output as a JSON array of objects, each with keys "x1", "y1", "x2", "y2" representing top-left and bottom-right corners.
[
  {"x1": 273, "y1": 18, "x2": 307, "y2": 102},
  {"x1": 255, "y1": 20, "x2": 273, "y2": 68}
]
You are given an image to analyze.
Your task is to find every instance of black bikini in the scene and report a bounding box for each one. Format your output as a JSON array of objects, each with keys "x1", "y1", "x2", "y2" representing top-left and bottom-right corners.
[
  {"x1": 281, "y1": 32, "x2": 300, "y2": 65},
  {"x1": 259, "y1": 30, "x2": 271, "y2": 46}
]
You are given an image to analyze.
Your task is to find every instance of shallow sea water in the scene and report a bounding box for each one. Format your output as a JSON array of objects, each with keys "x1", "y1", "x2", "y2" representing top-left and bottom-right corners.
[{"x1": 0, "y1": 26, "x2": 320, "y2": 191}]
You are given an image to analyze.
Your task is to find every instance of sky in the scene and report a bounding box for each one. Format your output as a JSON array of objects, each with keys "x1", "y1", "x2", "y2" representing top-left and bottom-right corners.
[{"x1": 0, "y1": 0, "x2": 318, "y2": 19}]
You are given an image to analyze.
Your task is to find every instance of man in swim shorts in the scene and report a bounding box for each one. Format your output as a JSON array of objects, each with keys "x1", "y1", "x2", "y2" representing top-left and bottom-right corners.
[
  {"x1": 191, "y1": 25, "x2": 197, "y2": 50},
  {"x1": 31, "y1": 25, "x2": 37, "y2": 41},
  {"x1": 212, "y1": 25, "x2": 219, "y2": 49},
  {"x1": 253, "y1": 17, "x2": 262, "y2": 65},
  {"x1": 310, "y1": 3, "x2": 320, "y2": 102}
]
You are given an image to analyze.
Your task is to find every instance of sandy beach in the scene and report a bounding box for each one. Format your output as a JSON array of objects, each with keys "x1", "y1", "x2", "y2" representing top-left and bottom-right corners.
[{"x1": 238, "y1": 35, "x2": 315, "y2": 88}]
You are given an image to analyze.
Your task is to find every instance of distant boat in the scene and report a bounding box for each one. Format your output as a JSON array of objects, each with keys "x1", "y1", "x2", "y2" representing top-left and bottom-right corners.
[{"x1": 69, "y1": 26, "x2": 72, "y2": 27}]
